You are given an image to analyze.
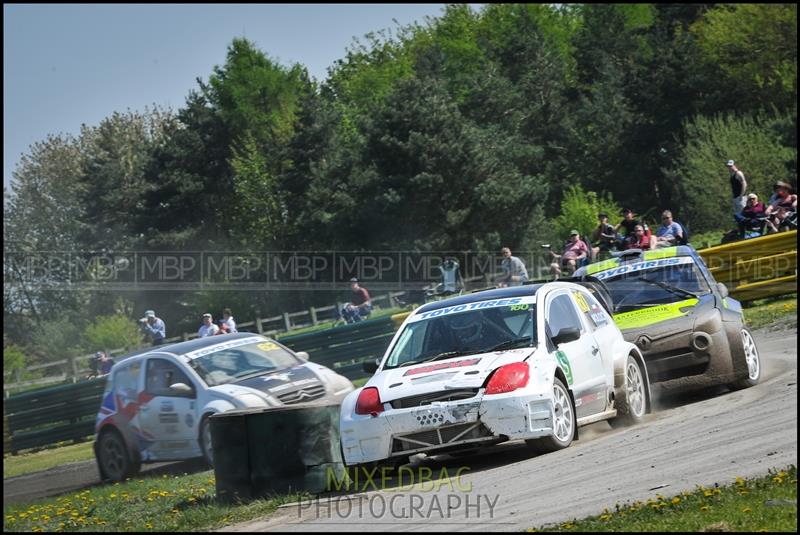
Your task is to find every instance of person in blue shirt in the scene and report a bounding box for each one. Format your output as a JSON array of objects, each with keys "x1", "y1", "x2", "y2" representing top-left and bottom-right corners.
[
  {"x1": 139, "y1": 309, "x2": 166, "y2": 346},
  {"x1": 655, "y1": 210, "x2": 684, "y2": 248}
]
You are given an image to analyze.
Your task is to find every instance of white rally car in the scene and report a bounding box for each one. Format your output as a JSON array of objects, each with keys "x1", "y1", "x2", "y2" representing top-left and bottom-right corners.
[
  {"x1": 340, "y1": 282, "x2": 651, "y2": 467},
  {"x1": 94, "y1": 333, "x2": 354, "y2": 481}
]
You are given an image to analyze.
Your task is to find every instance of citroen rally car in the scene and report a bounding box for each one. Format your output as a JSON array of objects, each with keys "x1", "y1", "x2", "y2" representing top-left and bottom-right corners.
[
  {"x1": 94, "y1": 333, "x2": 354, "y2": 481},
  {"x1": 339, "y1": 282, "x2": 652, "y2": 468},
  {"x1": 574, "y1": 246, "x2": 761, "y2": 391}
]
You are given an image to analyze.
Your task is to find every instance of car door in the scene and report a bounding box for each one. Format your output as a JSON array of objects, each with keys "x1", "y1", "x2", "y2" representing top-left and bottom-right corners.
[
  {"x1": 571, "y1": 288, "x2": 616, "y2": 384},
  {"x1": 137, "y1": 357, "x2": 200, "y2": 460},
  {"x1": 545, "y1": 291, "x2": 605, "y2": 418}
]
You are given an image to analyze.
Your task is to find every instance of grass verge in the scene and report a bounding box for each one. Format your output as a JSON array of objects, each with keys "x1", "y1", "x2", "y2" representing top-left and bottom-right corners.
[
  {"x1": 531, "y1": 466, "x2": 797, "y2": 532},
  {"x1": 3, "y1": 442, "x2": 96, "y2": 480},
  {"x1": 3, "y1": 469, "x2": 308, "y2": 532},
  {"x1": 742, "y1": 296, "x2": 797, "y2": 330}
]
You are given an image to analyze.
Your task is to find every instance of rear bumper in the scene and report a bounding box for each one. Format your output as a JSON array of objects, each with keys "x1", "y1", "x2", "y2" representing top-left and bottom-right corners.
[{"x1": 340, "y1": 389, "x2": 555, "y2": 464}]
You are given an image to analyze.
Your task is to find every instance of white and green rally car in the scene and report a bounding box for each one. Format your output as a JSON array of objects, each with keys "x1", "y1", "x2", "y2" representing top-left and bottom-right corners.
[
  {"x1": 574, "y1": 246, "x2": 761, "y2": 391},
  {"x1": 340, "y1": 281, "x2": 651, "y2": 468}
]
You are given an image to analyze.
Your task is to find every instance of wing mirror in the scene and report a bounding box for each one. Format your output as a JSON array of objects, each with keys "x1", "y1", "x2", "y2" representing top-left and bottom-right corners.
[
  {"x1": 169, "y1": 382, "x2": 194, "y2": 396},
  {"x1": 362, "y1": 359, "x2": 379, "y2": 374},
  {"x1": 716, "y1": 282, "x2": 729, "y2": 299},
  {"x1": 552, "y1": 326, "x2": 581, "y2": 346},
  {"x1": 295, "y1": 351, "x2": 310, "y2": 361}
]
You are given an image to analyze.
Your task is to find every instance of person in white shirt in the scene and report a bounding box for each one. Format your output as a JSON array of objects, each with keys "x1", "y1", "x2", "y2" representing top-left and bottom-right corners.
[
  {"x1": 198, "y1": 313, "x2": 220, "y2": 337},
  {"x1": 222, "y1": 308, "x2": 237, "y2": 333}
]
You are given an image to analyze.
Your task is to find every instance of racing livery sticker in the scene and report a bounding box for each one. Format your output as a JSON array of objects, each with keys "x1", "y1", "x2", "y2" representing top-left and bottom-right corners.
[
  {"x1": 584, "y1": 247, "x2": 684, "y2": 277},
  {"x1": 613, "y1": 298, "x2": 699, "y2": 330},
  {"x1": 184, "y1": 336, "x2": 264, "y2": 359},
  {"x1": 409, "y1": 296, "x2": 536, "y2": 323},
  {"x1": 590, "y1": 256, "x2": 693, "y2": 281},
  {"x1": 555, "y1": 351, "x2": 573, "y2": 385},
  {"x1": 403, "y1": 358, "x2": 482, "y2": 376}
]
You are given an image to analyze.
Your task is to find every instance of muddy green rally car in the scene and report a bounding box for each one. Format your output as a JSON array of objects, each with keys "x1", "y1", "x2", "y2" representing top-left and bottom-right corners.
[{"x1": 574, "y1": 246, "x2": 761, "y2": 391}]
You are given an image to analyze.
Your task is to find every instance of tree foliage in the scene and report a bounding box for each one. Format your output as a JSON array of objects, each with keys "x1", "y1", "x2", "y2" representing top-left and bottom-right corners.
[{"x1": 5, "y1": 5, "x2": 797, "y2": 361}]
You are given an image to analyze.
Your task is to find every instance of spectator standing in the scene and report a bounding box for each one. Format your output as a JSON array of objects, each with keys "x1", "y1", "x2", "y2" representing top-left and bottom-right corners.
[
  {"x1": 198, "y1": 313, "x2": 220, "y2": 337},
  {"x1": 341, "y1": 278, "x2": 372, "y2": 324},
  {"x1": 591, "y1": 212, "x2": 618, "y2": 257},
  {"x1": 655, "y1": 210, "x2": 684, "y2": 248},
  {"x1": 624, "y1": 224, "x2": 656, "y2": 250},
  {"x1": 496, "y1": 247, "x2": 529, "y2": 287},
  {"x1": 726, "y1": 160, "x2": 748, "y2": 218},
  {"x1": 139, "y1": 310, "x2": 166, "y2": 346},
  {"x1": 222, "y1": 308, "x2": 237, "y2": 333},
  {"x1": 549, "y1": 230, "x2": 589, "y2": 278}
]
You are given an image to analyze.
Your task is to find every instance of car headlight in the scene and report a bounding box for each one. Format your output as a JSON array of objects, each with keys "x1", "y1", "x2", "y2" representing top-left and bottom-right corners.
[{"x1": 235, "y1": 393, "x2": 271, "y2": 408}]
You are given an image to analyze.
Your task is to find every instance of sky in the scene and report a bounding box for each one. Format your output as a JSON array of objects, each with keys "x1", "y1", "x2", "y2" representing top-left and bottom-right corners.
[{"x1": 3, "y1": 3, "x2": 451, "y2": 189}]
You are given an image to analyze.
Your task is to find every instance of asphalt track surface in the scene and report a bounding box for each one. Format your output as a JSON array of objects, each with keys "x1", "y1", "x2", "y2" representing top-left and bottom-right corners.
[{"x1": 4, "y1": 327, "x2": 797, "y2": 532}]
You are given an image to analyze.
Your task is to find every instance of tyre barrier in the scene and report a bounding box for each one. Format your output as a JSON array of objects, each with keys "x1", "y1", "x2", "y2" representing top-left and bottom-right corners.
[{"x1": 211, "y1": 402, "x2": 345, "y2": 503}]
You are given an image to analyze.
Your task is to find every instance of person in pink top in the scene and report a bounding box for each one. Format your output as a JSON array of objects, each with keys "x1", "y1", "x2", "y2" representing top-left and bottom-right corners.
[{"x1": 549, "y1": 229, "x2": 589, "y2": 278}]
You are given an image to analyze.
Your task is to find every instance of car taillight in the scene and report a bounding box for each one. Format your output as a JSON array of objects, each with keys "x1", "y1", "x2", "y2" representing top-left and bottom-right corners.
[
  {"x1": 485, "y1": 362, "x2": 530, "y2": 395},
  {"x1": 355, "y1": 387, "x2": 385, "y2": 416}
]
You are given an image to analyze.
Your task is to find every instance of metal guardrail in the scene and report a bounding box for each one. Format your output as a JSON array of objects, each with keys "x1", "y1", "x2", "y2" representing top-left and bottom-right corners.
[{"x1": 697, "y1": 231, "x2": 797, "y2": 302}]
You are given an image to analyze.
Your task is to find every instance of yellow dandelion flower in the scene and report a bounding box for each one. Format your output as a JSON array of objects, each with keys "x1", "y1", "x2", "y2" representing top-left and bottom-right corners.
[
  {"x1": 599, "y1": 514, "x2": 612, "y2": 521},
  {"x1": 772, "y1": 476, "x2": 784, "y2": 484},
  {"x1": 704, "y1": 490, "x2": 714, "y2": 497},
  {"x1": 735, "y1": 476, "x2": 745, "y2": 486},
  {"x1": 671, "y1": 497, "x2": 681, "y2": 505},
  {"x1": 742, "y1": 507, "x2": 752, "y2": 513},
  {"x1": 110, "y1": 493, "x2": 117, "y2": 498},
  {"x1": 145, "y1": 522, "x2": 153, "y2": 529},
  {"x1": 700, "y1": 506, "x2": 709, "y2": 512}
]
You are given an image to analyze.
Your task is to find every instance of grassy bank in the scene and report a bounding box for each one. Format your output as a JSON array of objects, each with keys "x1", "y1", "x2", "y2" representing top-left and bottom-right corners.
[
  {"x1": 3, "y1": 470, "x2": 308, "y2": 532},
  {"x1": 532, "y1": 466, "x2": 797, "y2": 532},
  {"x1": 743, "y1": 296, "x2": 797, "y2": 330},
  {"x1": 3, "y1": 442, "x2": 95, "y2": 480}
]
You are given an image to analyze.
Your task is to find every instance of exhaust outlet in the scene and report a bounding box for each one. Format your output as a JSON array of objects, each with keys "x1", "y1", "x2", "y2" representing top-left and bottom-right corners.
[{"x1": 691, "y1": 332, "x2": 712, "y2": 352}]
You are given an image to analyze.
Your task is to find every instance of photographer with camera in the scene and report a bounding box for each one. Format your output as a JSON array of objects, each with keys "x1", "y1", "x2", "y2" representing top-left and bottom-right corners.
[{"x1": 139, "y1": 309, "x2": 166, "y2": 346}]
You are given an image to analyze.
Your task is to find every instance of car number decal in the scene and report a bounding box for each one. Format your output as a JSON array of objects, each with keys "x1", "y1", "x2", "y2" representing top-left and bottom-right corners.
[
  {"x1": 556, "y1": 351, "x2": 574, "y2": 385},
  {"x1": 257, "y1": 342, "x2": 279, "y2": 352}
]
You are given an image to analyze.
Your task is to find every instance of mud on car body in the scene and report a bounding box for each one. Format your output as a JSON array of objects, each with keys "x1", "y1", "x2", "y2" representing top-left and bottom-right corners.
[
  {"x1": 574, "y1": 246, "x2": 761, "y2": 391},
  {"x1": 340, "y1": 283, "x2": 651, "y2": 468},
  {"x1": 93, "y1": 333, "x2": 354, "y2": 481}
]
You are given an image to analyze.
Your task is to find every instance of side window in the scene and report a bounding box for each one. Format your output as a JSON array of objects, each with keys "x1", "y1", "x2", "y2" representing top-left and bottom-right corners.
[
  {"x1": 113, "y1": 361, "x2": 142, "y2": 404},
  {"x1": 145, "y1": 359, "x2": 193, "y2": 397},
  {"x1": 547, "y1": 294, "x2": 583, "y2": 338},
  {"x1": 572, "y1": 290, "x2": 610, "y2": 329}
]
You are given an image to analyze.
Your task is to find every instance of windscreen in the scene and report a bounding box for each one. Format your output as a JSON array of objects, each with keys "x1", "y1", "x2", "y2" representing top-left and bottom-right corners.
[
  {"x1": 595, "y1": 257, "x2": 711, "y2": 313},
  {"x1": 184, "y1": 337, "x2": 300, "y2": 387},
  {"x1": 384, "y1": 297, "x2": 537, "y2": 370}
]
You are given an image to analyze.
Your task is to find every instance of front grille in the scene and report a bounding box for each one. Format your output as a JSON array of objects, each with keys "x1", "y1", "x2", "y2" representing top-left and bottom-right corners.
[
  {"x1": 391, "y1": 422, "x2": 493, "y2": 454},
  {"x1": 390, "y1": 389, "x2": 479, "y2": 409},
  {"x1": 276, "y1": 384, "x2": 326, "y2": 405}
]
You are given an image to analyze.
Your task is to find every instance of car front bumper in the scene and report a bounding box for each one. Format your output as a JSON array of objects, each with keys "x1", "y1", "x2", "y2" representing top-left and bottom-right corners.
[{"x1": 340, "y1": 388, "x2": 555, "y2": 465}]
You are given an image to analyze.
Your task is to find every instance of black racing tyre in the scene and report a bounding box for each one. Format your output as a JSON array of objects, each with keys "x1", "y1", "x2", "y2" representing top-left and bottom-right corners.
[
  {"x1": 97, "y1": 428, "x2": 140, "y2": 482},
  {"x1": 729, "y1": 327, "x2": 761, "y2": 391},
  {"x1": 526, "y1": 377, "x2": 574, "y2": 454},
  {"x1": 609, "y1": 354, "x2": 648, "y2": 428},
  {"x1": 199, "y1": 416, "x2": 214, "y2": 467}
]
